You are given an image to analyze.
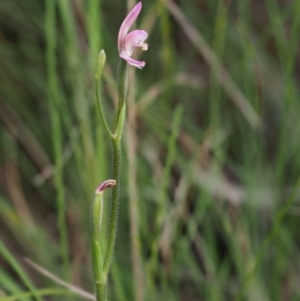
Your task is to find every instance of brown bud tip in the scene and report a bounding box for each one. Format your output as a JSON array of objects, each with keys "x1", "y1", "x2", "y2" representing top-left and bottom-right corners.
[{"x1": 95, "y1": 179, "x2": 116, "y2": 194}]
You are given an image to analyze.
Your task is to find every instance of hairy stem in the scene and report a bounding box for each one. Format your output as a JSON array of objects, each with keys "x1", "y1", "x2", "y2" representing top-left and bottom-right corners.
[
  {"x1": 98, "y1": 59, "x2": 128, "y2": 301},
  {"x1": 102, "y1": 138, "x2": 122, "y2": 276}
]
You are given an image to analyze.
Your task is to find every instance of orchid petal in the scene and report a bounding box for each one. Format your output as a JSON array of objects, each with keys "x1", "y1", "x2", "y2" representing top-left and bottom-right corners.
[
  {"x1": 118, "y1": 2, "x2": 142, "y2": 53},
  {"x1": 124, "y1": 30, "x2": 148, "y2": 56},
  {"x1": 120, "y1": 54, "x2": 145, "y2": 69}
]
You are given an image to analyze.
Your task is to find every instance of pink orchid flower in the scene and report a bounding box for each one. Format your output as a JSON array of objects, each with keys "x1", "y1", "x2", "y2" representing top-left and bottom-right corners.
[{"x1": 118, "y1": 2, "x2": 148, "y2": 69}]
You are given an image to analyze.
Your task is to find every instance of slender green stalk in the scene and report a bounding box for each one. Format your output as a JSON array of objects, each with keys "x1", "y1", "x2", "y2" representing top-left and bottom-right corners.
[
  {"x1": 93, "y1": 57, "x2": 128, "y2": 301},
  {"x1": 101, "y1": 59, "x2": 128, "y2": 284},
  {"x1": 102, "y1": 138, "x2": 122, "y2": 275},
  {"x1": 116, "y1": 59, "x2": 129, "y2": 128},
  {"x1": 95, "y1": 50, "x2": 114, "y2": 138}
]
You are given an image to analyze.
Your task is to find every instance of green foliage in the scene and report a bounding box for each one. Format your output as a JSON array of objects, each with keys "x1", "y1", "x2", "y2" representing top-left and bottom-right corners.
[{"x1": 0, "y1": 0, "x2": 300, "y2": 300}]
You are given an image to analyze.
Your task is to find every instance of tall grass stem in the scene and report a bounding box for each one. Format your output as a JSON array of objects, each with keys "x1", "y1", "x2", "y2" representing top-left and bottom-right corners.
[{"x1": 45, "y1": 0, "x2": 69, "y2": 279}]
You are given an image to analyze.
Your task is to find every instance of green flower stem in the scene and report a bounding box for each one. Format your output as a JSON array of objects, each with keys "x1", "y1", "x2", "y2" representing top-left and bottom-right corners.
[
  {"x1": 115, "y1": 59, "x2": 128, "y2": 130},
  {"x1": 93, "y1": 57, "x2": 128, "y2": 301},
  {"x1": 103, "y1": 59, "x2": 128, "y2": 281},
  {"x1": 97, "y1": 284, "x2": 106, "y2": 301},
  {"x1": 95, "y1": 50, "x2": 114, "y2": 138},
  {"x1": 102, "y1": 137, "x2": 122, "y2": 276}
]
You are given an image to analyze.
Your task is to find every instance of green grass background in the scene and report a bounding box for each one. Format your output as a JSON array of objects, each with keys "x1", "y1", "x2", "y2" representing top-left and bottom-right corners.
[{"x1": 1, "y1": 0, "x2": 300, "y2": 300}]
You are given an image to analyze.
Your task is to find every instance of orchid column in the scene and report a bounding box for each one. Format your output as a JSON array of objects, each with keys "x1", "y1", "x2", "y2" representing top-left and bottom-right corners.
[{"x1": 91, "y1": 2, "x2": 148, "y2": 301}]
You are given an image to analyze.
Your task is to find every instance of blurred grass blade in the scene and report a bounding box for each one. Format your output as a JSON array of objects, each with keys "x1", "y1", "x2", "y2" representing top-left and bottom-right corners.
[
  {"x1": 25, "y1": 258, "x2": 95, "y2": 300},
  {"x1": 0, "y1": 288, "x2": 73, "y2": 301},
  {"x1": 45, "y1": 0, "x2": 69, "y2": 278},
  {"x1": 164, "y1": 0, "x2": 262, "y2": 130},
  {"x1": 0, "y1": 242, "x2": 42, "y2": 301}
]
